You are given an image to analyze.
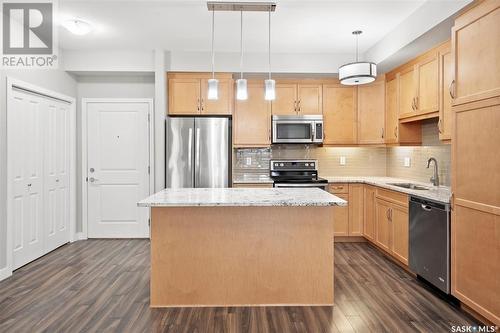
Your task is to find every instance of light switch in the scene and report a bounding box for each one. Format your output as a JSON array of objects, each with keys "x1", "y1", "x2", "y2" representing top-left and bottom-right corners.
[
  {"x1": 404, "y1": 157, "x2": 411, "y2": 167},
  {"x1": 340, "y1": 156, "x2": 346, "y2": 165}
]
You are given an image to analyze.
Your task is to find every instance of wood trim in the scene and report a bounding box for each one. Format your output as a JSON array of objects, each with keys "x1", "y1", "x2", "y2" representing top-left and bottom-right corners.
[
  {"x1": 167, "y1": 72, "x2": 233, "y2": 79},
  {"x1": 334, "y1": 236, "x2": 367, "y2": 243}
]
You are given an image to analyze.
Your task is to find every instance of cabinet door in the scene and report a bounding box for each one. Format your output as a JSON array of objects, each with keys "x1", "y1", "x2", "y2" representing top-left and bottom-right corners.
[
  {"x1": 272, "y1": 83, "x2": 297, "y2": 115},
  {"x1": 416, "y1": 55, "x2": 439, "y2": 114},
  {"x1": 439, "y1": 48, "x2": 453, "y2": 140},
  {"x1": 333, "y1": 193, "x2": 349, "y2": 236},
  {"x1": 297, "y1": 84, "x2": 322, "y2": 115},
  {"x1": 385, "y1": 77, "x2": 399, "y2": 144},
  {"x1": 323, "y1": 85, "x2": 357, "y2": 145},
  {"x1": 348, "y1": 184, "x2": 364, "y2": 236},
  {"x1": 363, "y1": 186, "x2": 376, "y2": 242},
  {"x1": 398, "y1": 66, "x2": 417, "y2": 118},
  {"x1": 390, "y1": 204, "x2": 409, "y2": 265},
  {"x1": 452, "y1": 0, "x2": 500, "y2": 105},
  {"x1": 201, "y1": 78, "x2": 233, "y2": 115},
  {"x1": 375, "y1": 198, "x2": 391, "y2": 253},
  {"x1": 358, "y1": 80, "x2": 385, "y2": 144},
  {"x1": 234, "y1": 82, "x2": 271, "y2": 147},
  {"x1": 168, "y1": 78, "x2": 201, "y2": 115}
]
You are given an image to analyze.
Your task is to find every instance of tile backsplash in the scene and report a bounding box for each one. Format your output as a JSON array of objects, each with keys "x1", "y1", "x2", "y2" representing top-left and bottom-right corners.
[{"x1": 234, "y1": 120, "x2": 452, "y2": 186}]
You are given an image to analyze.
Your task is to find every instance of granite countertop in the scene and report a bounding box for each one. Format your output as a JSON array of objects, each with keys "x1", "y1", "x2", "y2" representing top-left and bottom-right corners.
[
  {"x1": 322, "y1": 176, "x2": 451, "y2": 204},
  {"x1": 232, "y1": 174, "x2": 273, "y2": 184},
  {"x1": 138, "y1": 188, "x2": 347, "y2": 207}
]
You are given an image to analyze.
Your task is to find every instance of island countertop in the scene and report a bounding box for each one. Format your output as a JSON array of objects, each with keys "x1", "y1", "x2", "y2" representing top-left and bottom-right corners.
[{"x1": 138, "y1": 188, "x2": 347, "y2": 207}]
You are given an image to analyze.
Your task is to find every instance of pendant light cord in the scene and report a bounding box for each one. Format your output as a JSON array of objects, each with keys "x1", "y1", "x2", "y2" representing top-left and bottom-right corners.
[
  {"x1": 356, "y1": 33, "x2": 359, "y2": 62},
  {"x1": 211, "y1": 9, "x2": 215, "y2": 79},
  {"x1": 268, "y1": 5, "x2": 271, "y2": 80},
  {"x1": 240, "y1": 11, "x2": 243, "y2": 79}
]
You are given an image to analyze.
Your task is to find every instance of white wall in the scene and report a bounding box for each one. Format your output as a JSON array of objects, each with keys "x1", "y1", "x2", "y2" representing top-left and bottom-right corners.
[
  {"x1": 0, "y1": 68, "x2": 78, "y2": 275},
  {"x1": 75, "y1": 74, "x2": 155, "y2": 233}
]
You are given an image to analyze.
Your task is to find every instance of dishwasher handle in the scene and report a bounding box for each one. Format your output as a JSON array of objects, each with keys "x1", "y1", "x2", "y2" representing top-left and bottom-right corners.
[{"x1": 421, "y1": 204, "x2": 432, "y2": 211}]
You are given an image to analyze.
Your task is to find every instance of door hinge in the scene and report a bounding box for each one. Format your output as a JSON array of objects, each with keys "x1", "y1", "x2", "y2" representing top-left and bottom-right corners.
[
  {"x1": 148, "y1": 113, "x2": 150, "y2": 122},
  {"x1": 148, "y1": 166, "x2": 150, "y2": 174},
  {"x1": 148, "y1": 218, "x2": 151, "y2": 226}
]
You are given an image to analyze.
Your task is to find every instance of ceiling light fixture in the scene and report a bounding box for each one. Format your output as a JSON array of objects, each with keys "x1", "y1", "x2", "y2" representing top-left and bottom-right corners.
[
  {"x1": 264, "y1": 4, "x2": 275, "y2": 101},
  {"x1": 63, "y1": 18, "x2": 93, "y2": 36},
  {"x1": 207, "y1": 9, "x2": 218, "y2": 100},
  {"x1": 339, "y1": 30, "x2": 377, "y2": 86},
  {"x1": 236, "y1": 11, "x2": 247, "y2": 100}
]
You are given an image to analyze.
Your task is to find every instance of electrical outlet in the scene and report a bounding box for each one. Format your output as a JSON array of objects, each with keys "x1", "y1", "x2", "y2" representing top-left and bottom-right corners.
[
  {"x1": 245, "y1": 157, "x2": 252, "y2": 165},
  {"x1": 339, "y1": 156, "x2": 346, "y2": 166},
  {"x1": 404, "y1": 157, "x2": 411, "y2": 167}
]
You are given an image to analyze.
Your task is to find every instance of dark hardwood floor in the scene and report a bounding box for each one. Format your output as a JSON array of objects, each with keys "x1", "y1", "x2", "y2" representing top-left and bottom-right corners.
[{"x1": 0, "y1": 240, "x2": 476, "y2": 332}]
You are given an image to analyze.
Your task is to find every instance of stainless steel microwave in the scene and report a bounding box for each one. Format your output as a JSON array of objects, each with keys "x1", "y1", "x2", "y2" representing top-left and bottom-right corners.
[{"x1": 272, "y1": 115, "x2": 323, "y2": 144}]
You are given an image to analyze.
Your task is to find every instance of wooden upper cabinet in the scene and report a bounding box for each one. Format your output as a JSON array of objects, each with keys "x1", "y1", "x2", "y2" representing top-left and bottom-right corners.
[
  {"x1": 416, "y1": 54, "x2": 439, "y2": 114},
  {"x1": 452, "y1": 0, "x2": 500, "y2": 105},
  {"x1": 439, "y1": 45, "x2": 453, "y2": 141},
  {"x1": 233, "y1": 82, "x2": 271, "y2": 147},
  {"x1": 322, "y1": 84, "x2": 357, "y2": 145},
  {"x1": 398, "y1": 66, "x2": 417, "y2": 118},
  {"x1": 168, "y1": 73, "x2": 233, "y2": 115},
  {"x1": 297, "y1": 84, "x2": 322, "y2": 115},
  {"x1": 272, "y1": 83, "x2": 297, "y2": 115},
  {"x1": 390, "y1": 204, "x2": 409, "y2": 265},
  {"x1": 358, "y1": 79, "x2": 385, "y2": 144},
  {"x1": 385, "y1": 76, "x2": 399, "y2": 144},
  {"x1": 168, "y1": 78, "x2": 201, "y2": 115},
  {"x1": 201, "y1": 78, "x2": 233, "y2": 115}
]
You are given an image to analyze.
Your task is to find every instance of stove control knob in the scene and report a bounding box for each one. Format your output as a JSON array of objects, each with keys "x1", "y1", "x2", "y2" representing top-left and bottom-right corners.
[
  {"x1": 280, "y1": 163, "x2": 284, "y2": 167},
  {"x1": 305, "y1": 163, "x2": 309, "y2": 167},
  {"x1": 310, "y1": 163, "x2": 315, "y2": 167}
]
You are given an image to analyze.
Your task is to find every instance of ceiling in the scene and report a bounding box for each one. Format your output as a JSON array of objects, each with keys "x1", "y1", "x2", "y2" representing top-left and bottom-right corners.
[{"x1": 58, "y1": 0, "x2": 427, "y2": 54}]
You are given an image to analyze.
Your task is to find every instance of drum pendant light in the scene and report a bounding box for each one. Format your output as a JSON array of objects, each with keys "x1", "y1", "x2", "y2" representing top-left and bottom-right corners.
[
  {"x1": 207, "y1": 9, "x2": 218, "y2": 100},
  {"x1": 264, "y1": 5, "x2": 275, "y2": 101},
  {"x1": 236, "y1": 11, "x2": 248, "y2": 100},
  {"x1": 339, "y1": 30, "x2": 377, "y2": 85}
]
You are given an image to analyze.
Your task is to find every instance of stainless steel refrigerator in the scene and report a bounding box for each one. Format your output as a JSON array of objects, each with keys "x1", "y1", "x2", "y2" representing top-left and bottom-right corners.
[{"x1": 166, "y1": 117, "x2": 231, "y2": 188}]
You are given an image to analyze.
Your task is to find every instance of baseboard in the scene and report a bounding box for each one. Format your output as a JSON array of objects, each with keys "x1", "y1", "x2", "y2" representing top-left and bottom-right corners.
[
  {"x1": 72, "y1": 232, "x2": 87, "y2": 242},
  {"x1": 334, "y1": 236, "x2": 367, "y2": 243},
  {"x1": 0, "y1": 266, "x2": 12, "y2": 282}
]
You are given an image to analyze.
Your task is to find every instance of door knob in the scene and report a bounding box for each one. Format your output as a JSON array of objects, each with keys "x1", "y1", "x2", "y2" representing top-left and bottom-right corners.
[{"x1": 89, "y1": 177, "x2": 98, "y2": 183}]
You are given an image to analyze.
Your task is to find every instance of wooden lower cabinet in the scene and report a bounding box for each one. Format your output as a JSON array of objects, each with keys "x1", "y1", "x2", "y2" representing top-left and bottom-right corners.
[
  {"x1": 363, "y1": 185, "x2": 376, "y2": 242},
  {"x1": 333, "y1": 194, "x2": 349, "y2": 236},
  {"x1": 348, "y1": 184, "x2": 364, "y2": 236},
  {"x1": 232, "y1": 183, "x2": 273, "y2": 188},
  {"x1": 373, "y1": 190, "x2": 409, "y2": 266}
]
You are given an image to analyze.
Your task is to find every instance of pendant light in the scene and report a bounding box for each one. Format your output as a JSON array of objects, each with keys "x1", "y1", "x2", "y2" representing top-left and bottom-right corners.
[
  {"x1": 264, "y1": 4, "x2": 275, "y2": 101},
  {"x1": 236, "y1": 11, "x2": 248, "y2": 100},
  {"x1": 339, "y1": 30, "x2": 377, "y2": 86},
  {"x1": 207, "y1": 9, "x2": 218, "y2": 100}
]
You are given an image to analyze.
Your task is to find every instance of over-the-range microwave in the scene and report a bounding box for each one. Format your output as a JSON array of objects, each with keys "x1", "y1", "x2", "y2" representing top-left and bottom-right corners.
[{"x1": 272, "y1": 115, "x2": 323, "y2": 144}]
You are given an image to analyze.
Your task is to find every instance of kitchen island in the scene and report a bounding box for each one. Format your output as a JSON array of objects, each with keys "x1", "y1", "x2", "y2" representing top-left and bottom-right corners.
[{"x1": 138, "y1": 188, "x2": 346, "y2": 307}]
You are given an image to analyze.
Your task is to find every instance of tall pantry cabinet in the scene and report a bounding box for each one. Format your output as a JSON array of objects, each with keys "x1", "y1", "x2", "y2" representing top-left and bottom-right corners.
[{"x1": 451, "y1": 0, "x2": 500, "y2": 325}]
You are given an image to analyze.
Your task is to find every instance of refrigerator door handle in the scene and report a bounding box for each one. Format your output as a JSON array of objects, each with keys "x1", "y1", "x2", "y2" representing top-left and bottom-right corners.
[
  {"x1": 188, "y1": 128, "x2": 193, "y2": 170},
  {"x1": 195, "y1": 127, "x2": 201, "y2": 177}
]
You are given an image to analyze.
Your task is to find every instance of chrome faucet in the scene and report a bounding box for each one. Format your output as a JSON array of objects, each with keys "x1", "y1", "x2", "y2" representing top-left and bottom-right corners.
[{"x1": 427, "y1": 157, "x2": 440, "y2": 187}]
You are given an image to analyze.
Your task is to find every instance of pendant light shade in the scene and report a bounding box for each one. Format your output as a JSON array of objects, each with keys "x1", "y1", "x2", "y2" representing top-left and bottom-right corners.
[
  {"x1": 236, "y1": 78, "x2": 248, "y2": 100},
  {"x1": 236, "y1": 11, "x2": 248, "y2": 100},
  {"x1": 207, "y1": 78, "x2": 219, "y2": 99},
  {"x1": 207, "y1": 9, "x2": 219, "y2": 100},
  {"x1": 339, "y1": 30, "x2": 377, "y2": 86},
  {"x1": 264, "y1": 79, "x2": 275, "y2": 100}
]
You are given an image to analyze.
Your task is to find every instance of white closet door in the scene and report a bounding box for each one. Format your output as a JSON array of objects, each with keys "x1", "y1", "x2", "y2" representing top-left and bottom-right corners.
[
  {"x1": 44, "y1": 100, "x2": 70, "y2": 252},
  {"x1": 8, "y1": 90, "x2": 45, "y2": 269}
]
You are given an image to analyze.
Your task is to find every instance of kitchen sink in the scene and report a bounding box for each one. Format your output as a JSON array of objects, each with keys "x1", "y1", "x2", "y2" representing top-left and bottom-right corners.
[{"x1": 387, "y1": 183, "x2": 430, "y2": 190}]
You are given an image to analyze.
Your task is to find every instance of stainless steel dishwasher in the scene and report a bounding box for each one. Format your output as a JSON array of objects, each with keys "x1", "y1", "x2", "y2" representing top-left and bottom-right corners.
[{"x1": 409, "y1": 195, "x2": 451, "y2": 293}]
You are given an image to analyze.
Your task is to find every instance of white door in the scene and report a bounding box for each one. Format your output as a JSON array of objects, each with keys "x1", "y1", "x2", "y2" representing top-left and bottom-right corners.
[
  {"x1": 44, "y1": 101, "x2": 70, "y2": 252},
  {"x1": 86, "y1": 101, "x2": 151, "y2": 238},
  {"x1": 8, "y1": 90, "x2": 45, "y2": 269},
  {"x1": 8, "y1": 88, "x2": 71, "y2": 269}
]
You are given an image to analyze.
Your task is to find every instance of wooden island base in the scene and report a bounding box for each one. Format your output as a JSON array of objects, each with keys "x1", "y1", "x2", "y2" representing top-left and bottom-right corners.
[{"x1": 150, "y1": 206, "x2": 334, "y2": 307}]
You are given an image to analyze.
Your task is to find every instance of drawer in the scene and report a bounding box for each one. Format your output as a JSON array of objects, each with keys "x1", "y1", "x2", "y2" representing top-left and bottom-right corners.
[
  {"x1": 233, "y1": 183, "x2": 273, "y2": 188},
  {"x1": 376, "y1": 188, "x2": 408, "y2": 207},
  {"x1": 328, "y1": 183, "x2": 349, "y2": 194}
]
